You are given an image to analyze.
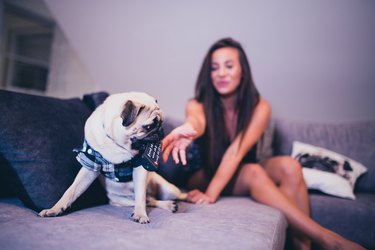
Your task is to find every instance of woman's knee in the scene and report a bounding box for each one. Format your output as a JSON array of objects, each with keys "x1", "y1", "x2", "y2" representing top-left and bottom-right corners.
[
  {"x1": 277, "y1": 156, "x2": 304, "y2": 184},
  {"x1": 242, "y1": 164, "x2": 269, "y2": 186}
]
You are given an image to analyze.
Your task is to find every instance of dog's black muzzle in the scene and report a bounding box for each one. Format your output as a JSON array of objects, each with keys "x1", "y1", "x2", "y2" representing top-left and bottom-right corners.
[{"x1": 130, "y1": 126, "x2": 164, "y2": 152}]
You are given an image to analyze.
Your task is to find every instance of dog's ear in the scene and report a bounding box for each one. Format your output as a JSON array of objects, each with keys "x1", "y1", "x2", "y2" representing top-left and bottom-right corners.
[{"x1": 121, "y1": 100, "x2": 144, "y2": 127}]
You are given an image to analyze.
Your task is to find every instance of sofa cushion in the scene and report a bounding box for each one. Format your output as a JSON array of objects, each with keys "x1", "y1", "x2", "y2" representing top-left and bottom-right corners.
[
  {"x1": 0, "y1": 154, "x2": 15, "y2": 198},
  {"x1": 310, "y1": 193, "x2": 375, "y2": 248},
  {"x1": 0, "y1": 197, "x2": 287, "y2": 250},
  {"x1": 82, "y1": 91, "x2": 110, "y2": 111},
  {"x1": 0, "y1": 90, "x2": 107, "y2": 211},
  {"x1": 272, "y1": 118, "x2": 375, "y2": 193}
]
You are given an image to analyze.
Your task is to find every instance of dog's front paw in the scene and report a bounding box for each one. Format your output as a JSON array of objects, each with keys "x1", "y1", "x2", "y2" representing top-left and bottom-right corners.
[
  {"x1": 130, "y1": 212, "x2": 150, "y2": 224},
  {"x1": 38, "y1": 207, "x2": 65, "y2": 217},
  {"x1": 168, "y1": 201, "x2": 179, "y2": 213}
]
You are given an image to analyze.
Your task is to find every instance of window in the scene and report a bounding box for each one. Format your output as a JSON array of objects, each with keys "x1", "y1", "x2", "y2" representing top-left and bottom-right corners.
[{"x1": 1, "y1": 1, "x2": 54, "y2": 92}]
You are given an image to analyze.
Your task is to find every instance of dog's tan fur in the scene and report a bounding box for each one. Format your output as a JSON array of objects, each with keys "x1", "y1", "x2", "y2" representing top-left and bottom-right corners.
[{"x1": 39, "y1": 92, "x2": 187, "y2": 223}]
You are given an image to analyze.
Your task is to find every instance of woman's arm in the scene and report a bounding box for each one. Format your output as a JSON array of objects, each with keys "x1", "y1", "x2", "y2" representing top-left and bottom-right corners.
[
  {"x1": 204, "y1": 97, "x2": 271, "y2": 202},
  {"x1": 162, "y1": 99, "x2": 206, "y2": 164},
  {"x1": 185, "y1": 99, "x2": 206, "y2": 138}
]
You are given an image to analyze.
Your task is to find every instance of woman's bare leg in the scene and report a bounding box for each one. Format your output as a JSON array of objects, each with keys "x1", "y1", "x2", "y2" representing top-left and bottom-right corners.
[
  {"x1": 231, "y1": 163, "x2": 364, "y2": 250},
  {"x1": 261, "y1": 156, "x2": 310, "y2": 249}
]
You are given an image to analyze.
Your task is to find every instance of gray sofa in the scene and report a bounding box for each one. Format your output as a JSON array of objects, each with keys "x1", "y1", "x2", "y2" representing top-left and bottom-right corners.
[
  {"x1": 0, "y1": 90, "x2": 286, "y2": 250},
  {"x1": 0, "y1": 90, "x2": 374, "y2": 249},
  {"x1": 272, "y1": 118, "x2": 375, "y2": 249}
]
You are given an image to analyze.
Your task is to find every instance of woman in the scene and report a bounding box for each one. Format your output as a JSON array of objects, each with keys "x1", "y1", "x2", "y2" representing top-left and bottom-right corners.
[{"x1": 162, "y1": 38, "x2": 363, "y2": 250}]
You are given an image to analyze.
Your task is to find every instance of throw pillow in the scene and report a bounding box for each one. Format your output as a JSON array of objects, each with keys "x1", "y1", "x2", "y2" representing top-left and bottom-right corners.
[
  {"x1": 291, "y1": 141, "x2": 367, "y2": 199},
  {"x1": 0, "y1": 90, "x2": 108, "y2": 212}
]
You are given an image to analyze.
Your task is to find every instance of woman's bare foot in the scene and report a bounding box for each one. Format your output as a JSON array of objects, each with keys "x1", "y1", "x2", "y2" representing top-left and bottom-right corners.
[{"x1": 320, "y1": 230, "x2": 365, "y2": 250}]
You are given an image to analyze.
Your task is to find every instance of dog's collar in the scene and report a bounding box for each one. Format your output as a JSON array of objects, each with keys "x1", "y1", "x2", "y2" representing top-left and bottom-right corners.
[{"x1": 75, "y1": 140, "x2": 136, "y2": 182}]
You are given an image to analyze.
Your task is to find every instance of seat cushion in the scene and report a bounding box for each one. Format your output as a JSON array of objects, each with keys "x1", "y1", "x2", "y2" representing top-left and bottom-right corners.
[
  {"x1": 0, "y1": 197, "x2": 287, "y2": 250},
  {"x1": 310, "y1": 192, "x2": 375, "y2": 248}
]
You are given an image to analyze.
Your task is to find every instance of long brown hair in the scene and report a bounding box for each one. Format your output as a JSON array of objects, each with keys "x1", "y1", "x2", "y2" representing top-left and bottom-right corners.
[{"x1": 194, "y1": 37, "x2": 260, "y2": 176}]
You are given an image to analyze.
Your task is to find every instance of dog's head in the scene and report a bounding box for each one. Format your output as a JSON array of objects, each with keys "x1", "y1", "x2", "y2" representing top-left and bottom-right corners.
[{"x1": 100, "y1": 92, "x2": 163, "y2": 154}]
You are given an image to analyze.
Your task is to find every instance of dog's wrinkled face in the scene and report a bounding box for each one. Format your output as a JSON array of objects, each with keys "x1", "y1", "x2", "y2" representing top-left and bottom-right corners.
[
  {"x1": 102, "y1": 92, "x2": 163, "y2": 152},
  {"x1": 121, "y1": 98, "x2": 164, "y2": 150}
]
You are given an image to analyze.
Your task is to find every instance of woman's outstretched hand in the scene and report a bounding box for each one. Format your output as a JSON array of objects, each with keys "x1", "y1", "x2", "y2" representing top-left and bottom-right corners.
[{"x1": 162, "y1": 123, "x2": 197, "y2": 165}]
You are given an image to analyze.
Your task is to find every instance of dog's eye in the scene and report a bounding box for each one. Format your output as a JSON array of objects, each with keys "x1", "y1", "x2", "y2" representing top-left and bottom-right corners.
[
  {"x1": 155, "y1": 99, "x2": 158, "y2": 104},
  {"x1": 143, "y1": 120, "x2": 157, "y2": 131},
  {"x1": 143, "y1": 124, "x2": 152, "y2": 131}
]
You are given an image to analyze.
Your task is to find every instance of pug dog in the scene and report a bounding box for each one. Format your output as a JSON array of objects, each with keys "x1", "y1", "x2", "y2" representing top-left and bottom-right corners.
[{"x1": 39, "y1": 92, "x2": 187, "y2": 224}]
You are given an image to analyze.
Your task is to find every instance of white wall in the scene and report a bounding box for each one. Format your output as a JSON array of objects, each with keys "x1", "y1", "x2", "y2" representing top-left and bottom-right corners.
[
  {"x1": 43, "y1": 0, "x2": 375, "y2": 122},
  {"x1": 47, "y1": 26, "x2": 97, "y2": 98}
]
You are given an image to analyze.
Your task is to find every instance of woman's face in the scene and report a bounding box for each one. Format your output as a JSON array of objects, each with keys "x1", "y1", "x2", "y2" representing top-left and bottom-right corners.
[{"x1": 210, "y1": 47, "x2": 242, "y2": 97}]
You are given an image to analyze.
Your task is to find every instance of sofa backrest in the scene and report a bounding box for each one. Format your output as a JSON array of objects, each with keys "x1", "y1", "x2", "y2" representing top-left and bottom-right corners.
[
  {"x1": 0, "y1": 90, "x2": 109, "y2": 210},
  {"x1": 272, "y1": 118, "x2": 375, "y2": 193}
]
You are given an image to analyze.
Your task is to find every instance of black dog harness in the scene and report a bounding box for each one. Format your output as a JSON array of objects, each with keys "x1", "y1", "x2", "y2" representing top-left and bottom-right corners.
[{"x1": 74, "y1": 140, "x2": 161, "y2": 182}]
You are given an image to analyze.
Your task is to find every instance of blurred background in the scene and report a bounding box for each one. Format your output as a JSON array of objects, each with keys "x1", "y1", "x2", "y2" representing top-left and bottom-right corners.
[{"x1": 0, "y1": 0, "x2": 374, "y2": 122}]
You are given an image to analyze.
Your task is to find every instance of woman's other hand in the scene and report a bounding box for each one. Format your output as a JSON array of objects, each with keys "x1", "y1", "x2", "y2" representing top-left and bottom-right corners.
[{"x1": 187, "y1": 189, "x2": 215, "y2": 204}]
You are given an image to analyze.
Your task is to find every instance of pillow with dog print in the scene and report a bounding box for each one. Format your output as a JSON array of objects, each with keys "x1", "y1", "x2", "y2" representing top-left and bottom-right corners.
[{"x1": 291, "y1": 141, "x2": 367, "y2": 199}]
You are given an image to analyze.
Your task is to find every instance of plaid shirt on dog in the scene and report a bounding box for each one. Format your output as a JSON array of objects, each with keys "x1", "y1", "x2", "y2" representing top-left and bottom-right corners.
[{"x1": 74, "y1": 140, "x2": 136, "y2": 182}]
